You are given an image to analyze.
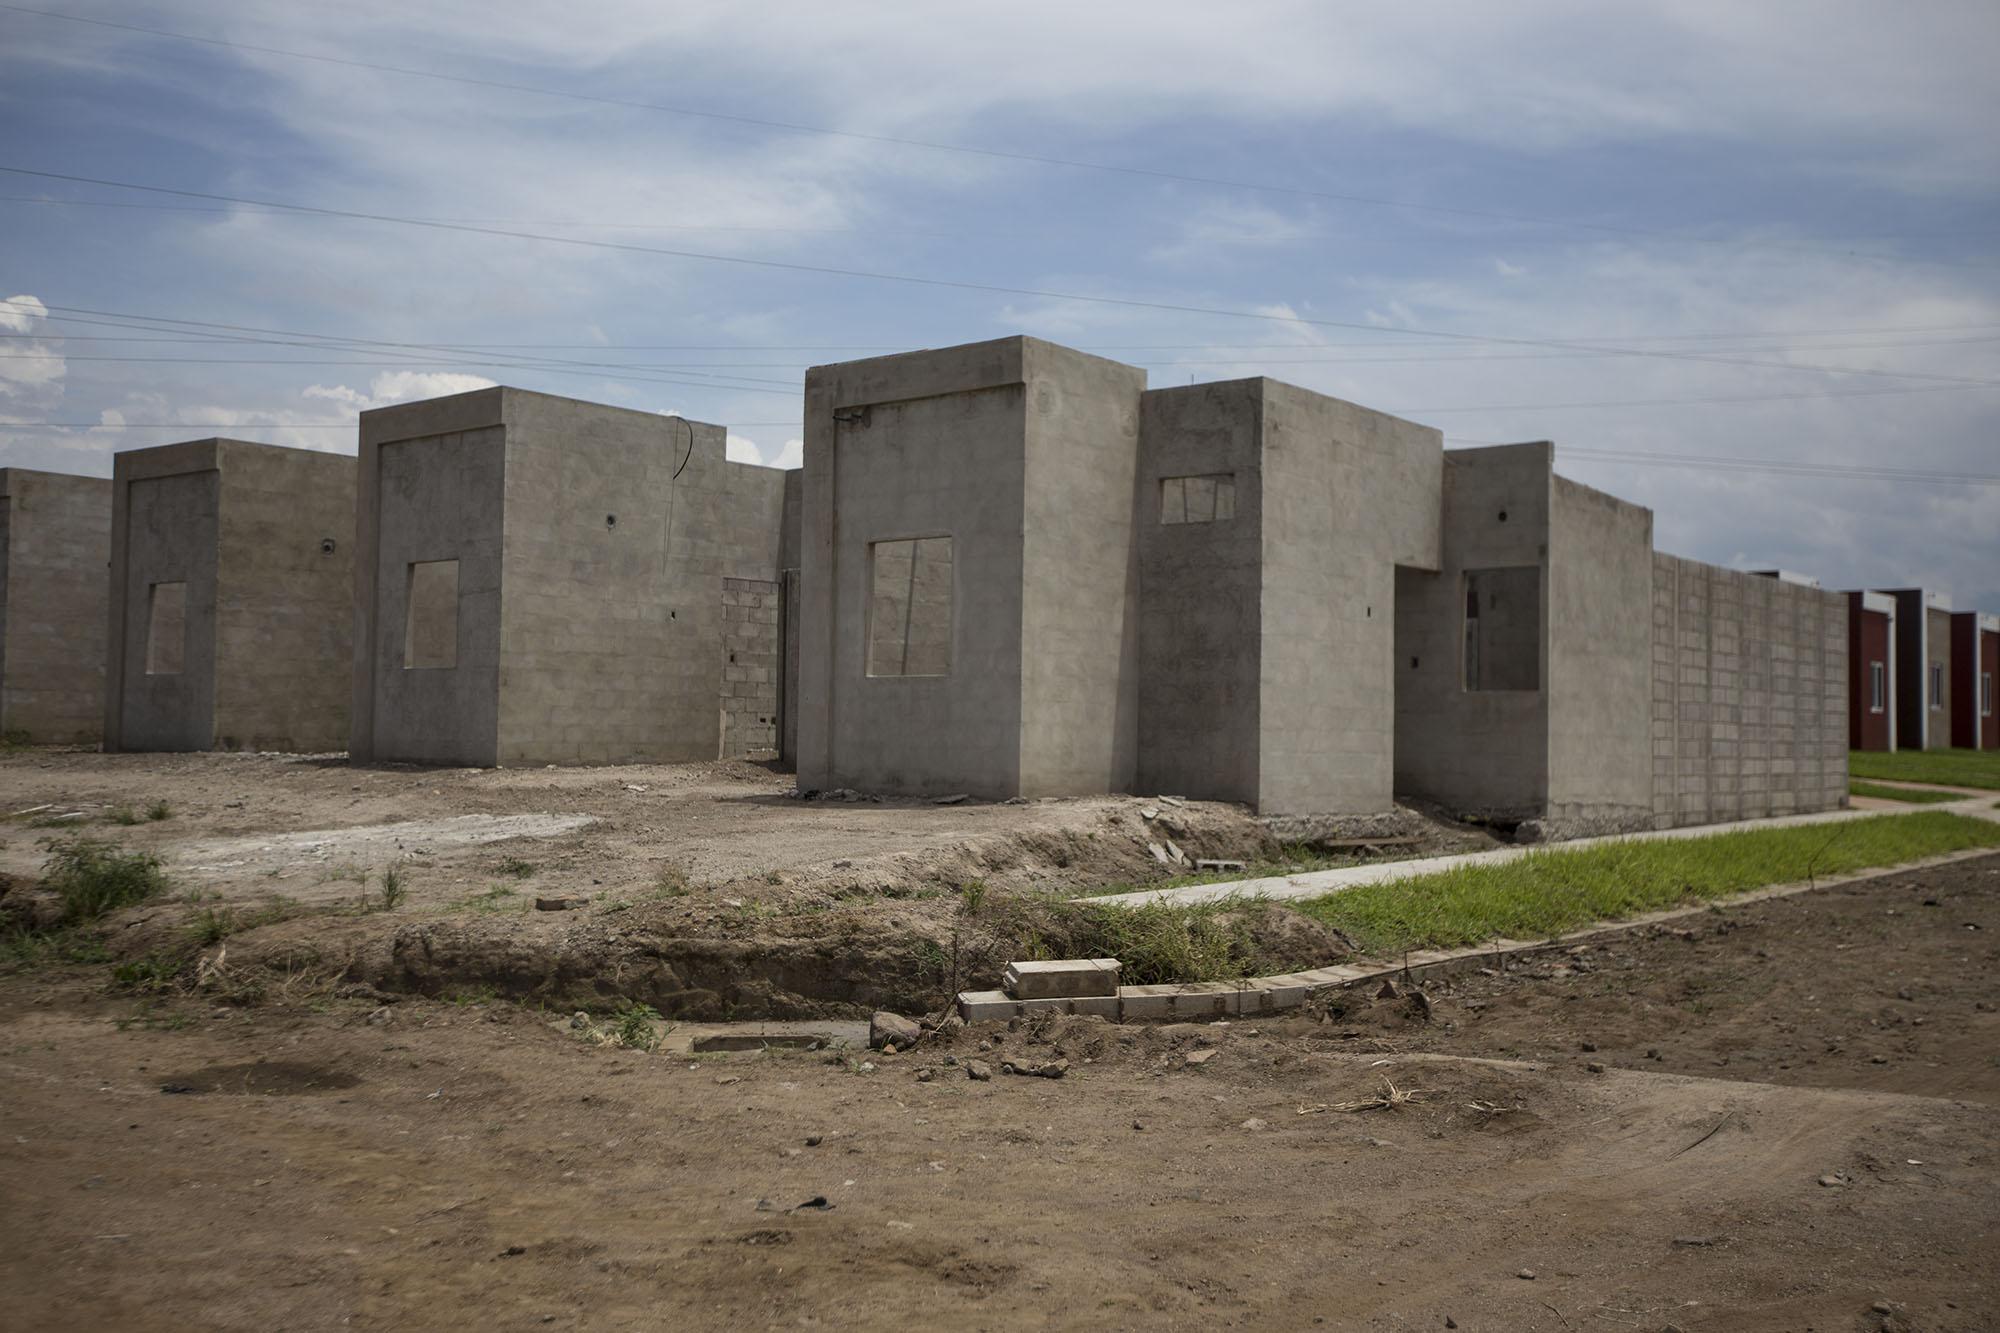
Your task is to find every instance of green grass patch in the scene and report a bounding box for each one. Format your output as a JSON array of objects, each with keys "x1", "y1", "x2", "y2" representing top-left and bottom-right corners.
[
  {"x1": 980, "y1": 896, "x2": 1317, "y2": 985},
  {"x1": 1850, "y1": 780, "x2": 1961, "y2": 805},
  {"x1": 41, "y1": 837, "x2": 171, "y2": 923},
  {"x1": 1074, "y1": 843, "x2": 1383, "y2": 898},
  {"x1": 1849, "y1": 748, "x2": 2000, "y2": 791},
  {"x1": 1295, "y1": 811, "x2": 2000, "y2": 956}
]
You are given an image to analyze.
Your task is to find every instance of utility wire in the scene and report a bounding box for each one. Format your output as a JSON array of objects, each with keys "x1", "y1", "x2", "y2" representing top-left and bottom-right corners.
[
  {"x1": 1, "y1": 2, "x2": 1983, "y2": 267},
  {"x1": 0, "y1": 185, "x2": 1989, "y2": 387}
]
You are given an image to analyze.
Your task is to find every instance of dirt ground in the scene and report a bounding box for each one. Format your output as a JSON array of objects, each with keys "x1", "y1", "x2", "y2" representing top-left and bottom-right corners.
[
  {"x1": 0, "y1": 750, "x2": 1488, "y2": 1018},
  {"x1": 3, "y1": 848, "x2": 1994, "y2": 1330}
]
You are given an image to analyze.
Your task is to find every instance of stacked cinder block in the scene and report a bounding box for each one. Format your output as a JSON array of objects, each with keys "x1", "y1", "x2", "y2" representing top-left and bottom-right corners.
[
  {"x1": 1649, "y1": 558, "x2": 1847, "y2": 827},
  {"x1": 104, "y1": 439, "x2": 354, "y2": 753},
  {"x1": 0, "y1": 468, "x2": 111, "y2": 744},
  {"x1": 721, "y1": 575, "x2": 781, "y2": 757}
]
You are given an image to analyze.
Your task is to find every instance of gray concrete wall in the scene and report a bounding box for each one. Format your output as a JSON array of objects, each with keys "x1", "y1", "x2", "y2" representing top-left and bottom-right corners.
[
  {"x1": 1017, "y1": 340, "x2": 1147, "y2": 795},
  {"x1": 1394, "y1": 443, "x2": 1552, "y2": 818},
  {"x1": 210, "y1": 441, "x2": 354, "y2": 752},
  {"x1": 1545, "y1": 475, "x2": 1655, "y2": 833},
  {"x1": 356, "y1": 388, "x2": 792, "y2": 768},
  {"x1": 493, "y1": 391, "x2": 729, "y2": 766},
  {"x1": 1924, "y1": 605, "x2": 1953, "y2": 749},
  {"x1": 1650, "y1": 557, "x2": 1847, "y2": 826},
  {"x1": 1135, "y1": 380, "x2": 1264, "y2": 805},
  {"x1": 721, "y1": 576, "x2": 782, "y2": 757},
  {"x1": 798, "y1": 338, "x2": 1033, "y2": 797},
  {"x1": 1256, "y1": 380, "x2": 1441, "y2": 816},
  {"x1": 105, "y1": 442, "x2": 222, "y2": 752},
  {"x1": 355, "y1": 398, "x2": 508, "y2": 765},
  {"x1": 0, "y1": 469, "x2": 110, "y2": 743}
]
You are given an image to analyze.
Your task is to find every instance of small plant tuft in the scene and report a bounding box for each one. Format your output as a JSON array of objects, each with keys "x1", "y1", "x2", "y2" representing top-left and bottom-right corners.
[
  {"x1": 379, "y1": 862, "x2": 407, "y2": 910},
  {"x1": 105, "y1": 806, "x2": 142, "y2": 826},
  {"x1": 145, "y1": 800, "x2": 173, "y2": 822},
  {"x1": 42, "y1": 837, "x2": 171, "y2": 923}
]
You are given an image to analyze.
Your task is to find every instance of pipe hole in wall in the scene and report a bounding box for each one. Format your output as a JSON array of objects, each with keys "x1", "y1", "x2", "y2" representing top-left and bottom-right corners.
[
  {"x1": 320, "y1": 537, "x2": 336, "y2": 555},
  {"x1": 1497, "y1": 510, "x2": 1508, "y2": 522},
  {"x1": 1410, "y1": 656, "x2": 1420, "y2": 669},
  {"x1": 606, "y1": 514, "x2": 617, "y2": 528}
]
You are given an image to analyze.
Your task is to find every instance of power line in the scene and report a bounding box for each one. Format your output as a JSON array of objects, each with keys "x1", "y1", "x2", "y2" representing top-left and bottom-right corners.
[
  {"x1": 6, "y1": 2, "x2": 1979, "y2": 266},
  {"x1": 1407, "y1": 380, "x2": 2000, "y2": 414},
  {"x1": 0, "y1": 176, "x2": 1990, "y2": 388}
]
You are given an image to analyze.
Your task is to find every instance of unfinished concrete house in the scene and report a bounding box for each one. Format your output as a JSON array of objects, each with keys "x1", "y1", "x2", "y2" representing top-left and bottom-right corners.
[
  {"x1": 0, "y1": 468, "x2": 111, "y2": 744},
  {"x1": 104, "y1": 440, "x2": 355, "y2": 753},
  {"x1": 350, "y1": 386, "x2": 798, "y2": 767},
  {"x1": 1846, "y1": 590, "x2": 1897, "y2": 751},
  {"x1": 1876, "y1": 589, "x2": 1953, "y2": 750},
  {"x1": 798, "y1": 337, "x2": 1849, "y2": 833},
  {"x1": 796, "y1": 336, "x2": 1442, "y2": 812},
  {"x1": 1395, "y1": 443, "x2": 1847, "y2": 834},
  {"x1": 1949, "y1": 610, "x2": 1997, "y2": 750}
]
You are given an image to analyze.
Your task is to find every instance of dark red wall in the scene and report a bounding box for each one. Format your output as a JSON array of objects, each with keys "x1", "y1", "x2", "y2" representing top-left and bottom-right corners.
[
  {"x1": 1848, "y1": 594, "x2": 1891, "y2": 751},
  {"x1": 1951, "y1": 615, "x2": 1976, "y2": 748}
]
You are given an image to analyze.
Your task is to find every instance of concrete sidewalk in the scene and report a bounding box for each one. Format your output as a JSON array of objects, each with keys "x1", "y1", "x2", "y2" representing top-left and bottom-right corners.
[{"x1": 1084, "y1": 794, "x2": 2000, "y2": 908}]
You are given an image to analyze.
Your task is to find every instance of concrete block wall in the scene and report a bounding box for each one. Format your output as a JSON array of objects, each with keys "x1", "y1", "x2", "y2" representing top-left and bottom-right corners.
[
  {"x1": 0, "y1": 469, "x2": 111, "y2": 744},
  {"x1": 721, "y1": 576, "x2": 781, "y2": 757},
  {"x1": 798, "y1": 337, "x2": 1146, "y2": 799},
  {"x1": 1650, "y1": 556, "x2": 1847, "y2": 827},
  {"x1": 106, "y1": 440, "x2": 353, "y2": 753},
  {"x1": 354, "y1": 386, "x2": 797, "y2": 767}
]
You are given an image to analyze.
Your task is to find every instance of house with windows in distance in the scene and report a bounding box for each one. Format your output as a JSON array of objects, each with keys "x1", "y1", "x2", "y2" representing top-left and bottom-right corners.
[
  {"x1": 1845, "y1": 589, "x2": 1897, "y2": 751},
  {"x1": 1873, "y1": 588, "x2": 1954, "y2": 751},
  {"x1": 1949, "y1": 610, "x2": 1998, "y2": 750}
]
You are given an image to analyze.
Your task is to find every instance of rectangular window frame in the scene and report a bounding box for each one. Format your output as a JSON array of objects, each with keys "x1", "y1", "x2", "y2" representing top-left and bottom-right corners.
[
  {"x1": 1159, "y1": 473, "x2": 1236, "y2": 526},
  {"x1": 865, "y1": 535, "x2": 954, "y2": 679},
  {"x1": 1930, "y1": 661, "x2": 1943, "y2": 709},
  {"x1": 1868, "y1": 660, "x2": 1885, "y2": 713},
  {"x1": 403, "y1": 559, "x2": 461, "y2": 671},
  {"x1": 1983, "y1": 670, "x2": 1993, "y2": 717},
  {"x1": 144, "y1": 580, "x2": 187, "y2": 677}
]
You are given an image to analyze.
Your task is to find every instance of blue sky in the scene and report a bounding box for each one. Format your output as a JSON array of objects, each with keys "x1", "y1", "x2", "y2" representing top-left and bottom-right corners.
[{"x1": 2, "y1": 1, "x2": 1996, "y2": 607}]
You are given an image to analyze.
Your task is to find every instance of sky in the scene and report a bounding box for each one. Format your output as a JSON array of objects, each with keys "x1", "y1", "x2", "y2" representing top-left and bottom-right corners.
[{"x1": 1, "y1": 1, "x2": 1996, "y2": 607}]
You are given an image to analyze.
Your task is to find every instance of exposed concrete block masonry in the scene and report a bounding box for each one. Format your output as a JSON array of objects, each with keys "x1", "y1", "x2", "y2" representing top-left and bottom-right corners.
[
  {"x1": 104, "y1": 440, "x2": 355, "y2": 753},
  {"x1": 799, "y1": 338, "x2": 1848, "y2": 832},
  {"x1": 0, "y1": 468, "x2": 112, "y2": 744},
  {"x1": 350, "y1": 386, "x2": 798, "y2": 767}
]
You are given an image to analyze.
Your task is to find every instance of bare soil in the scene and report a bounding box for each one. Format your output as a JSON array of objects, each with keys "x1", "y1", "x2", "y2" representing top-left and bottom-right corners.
[
  {"x1": 0, "y1": 750, "x2": 1490, "y2": 1017},
  {"x1": 2, "y1": 852, "x2": 1994, "y2": 1330}
]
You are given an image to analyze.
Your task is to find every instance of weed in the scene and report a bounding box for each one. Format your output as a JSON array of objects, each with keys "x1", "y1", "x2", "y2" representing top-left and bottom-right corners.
[
  {"x1": 1, "y1": 926, "x2": 111, "y2": 969},
  {"x1": 187, "y1": 907, "x2": 237, "y2": 948},
  {"x1": 380, "y1": 862, "x2": 407, "y2": 910},
  {"x1": 495, "y1": 857, "x2": 535, "y2": 879},
  {"x1": 0, "y1": 729, "x2": 33, "y2": 750},
  {"x1": 652, "y1": 863, "x2": 692, "y2": 898},
  {"x1": 318, "y1": 862, "x2": 368, "y2": 885},
  {"x1": 611, "y1": 1002, "x2": 663, "y2": 1051},
  {"x1": 451, "y1": 884, "x2": 522, "y2": 914},
  {"x1": 145, "y1": 800, "x2": 173, "y2": 822},
  {"x1": 41, "y1": 837, "x2": 170, "y2": 923},
  {"x1": 105, "y1": 806, "x2": 142, "y2": 826},
  {"x1": 958, "y1": 880, "x2": 988, "y2": 916},
  {"x1": 1295, "y1": 810, "x2": 2000, "y2": 955},
  {"x1": 111, "y1": 953, "x2": 183, "y2": 993},
  {"x1": 444, "y1": 985, "x2": 499, "y2": 1006},
  {"x1": 981, "y1": 895, "x2": 1287, "y2": 986}
]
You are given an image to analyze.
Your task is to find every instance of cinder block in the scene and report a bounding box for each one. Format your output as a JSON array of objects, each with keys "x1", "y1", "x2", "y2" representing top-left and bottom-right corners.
[
  {"x1": 956, "y1": 989, "x2": 1019, "y2": 1023},
  {"x1": 1004, "y1": 958, "x2": 1121, "y2": 999}
]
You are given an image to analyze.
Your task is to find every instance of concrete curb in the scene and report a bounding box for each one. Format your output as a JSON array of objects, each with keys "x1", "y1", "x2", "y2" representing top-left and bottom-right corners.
[
  {"x1": 1082, "y1": 795, "x2": 2000, "y2": 909},
  {"x1": 959, "y1": 844, "x2": 1999, "y2": 1024}
]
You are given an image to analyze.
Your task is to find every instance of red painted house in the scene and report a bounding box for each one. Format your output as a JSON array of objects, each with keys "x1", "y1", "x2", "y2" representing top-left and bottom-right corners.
[
  {"x1": 1846, "y1": 590, "x2": 1897, "y2": 751},
  {"x1": 1949, "y1": 611, "x2": 1998, "y2": 750}
]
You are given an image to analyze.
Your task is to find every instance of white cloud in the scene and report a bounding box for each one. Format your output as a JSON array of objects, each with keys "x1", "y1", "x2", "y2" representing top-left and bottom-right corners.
[
  {"x1": 302, "y1": 371, "x2": 497, "y2": 415},
  {"x1": 725, "y1": 433, "x2": 804, "y2": 469},
  {"x1": 0, "y1": 294, "x2": 65, "y2": 406},
  {"x1": 724, "y1": 433, "x2": 762, "y2": 464}
]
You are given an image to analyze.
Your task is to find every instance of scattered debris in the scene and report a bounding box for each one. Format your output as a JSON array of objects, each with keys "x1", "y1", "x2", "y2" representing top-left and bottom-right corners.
[
  {"x1": 1000, "y1": 1058, "x2": 1068, "y2": 1079},
  {"x1": 1296, "y1": 1080, "x2": 1429, "y2": 1114},
  {"x1": 1240, "y1": 1117, "x2": 1267, "y2": 1131},
  {"x1": 965, "y1": 1060, "x2": 993, "y2": 1082},
  {"x1": 1194, "y1": 859, "x2": 1246, "y2": 872},
  {"x1": 789, "y1": 1197, "x2": 833, "y2": 1212},
  {"x1": 534, "y1": 895, "x2": 587, "y2": 911},
  {"x1": 1515, "y1": 1268, "x2": 1537, "y2": 1281},
  {"x1": 932, "y1": 793, "x2": 969, "y2": 805},
  {"x1": 1183, "y1": 1049, "x2": 1218, "y2": 1067}
]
